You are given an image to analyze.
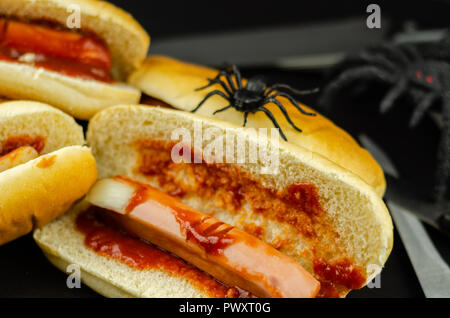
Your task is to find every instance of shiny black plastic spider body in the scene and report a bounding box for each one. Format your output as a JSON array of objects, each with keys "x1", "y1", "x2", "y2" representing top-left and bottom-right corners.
[
  {"x1": 320, "y1": 37, "x2": 450, "y2": 201},
  {"x1": 191, "y1": 65, "x2": 317, "y2": 141}
]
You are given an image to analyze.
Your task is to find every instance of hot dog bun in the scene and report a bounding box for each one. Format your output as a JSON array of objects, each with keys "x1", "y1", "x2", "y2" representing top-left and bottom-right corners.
[
  {"x1": 128, "y1": 56, "x2": 385, "y2": 196},
  {"x1": 0, "y1": 61, "x2": 141, "y2": 120},
  {"x1": 0, "y1": 101, "x2": 97, "y2": 245},
  {"x1": 0, "y1": 0, "x2": 149, "y2": 79},
  {"x1": 34, "y1": 200, "x2": 216, "y2": 297},
  {"x1": 0, "y1": 100, "x2": 84, "y2": 152},
  {"x1": 35, "y1": 105, "x2": 392, "y2": 297},
  {"x1": 0, "y1": 0, "x2": 149, "y2": 119}
]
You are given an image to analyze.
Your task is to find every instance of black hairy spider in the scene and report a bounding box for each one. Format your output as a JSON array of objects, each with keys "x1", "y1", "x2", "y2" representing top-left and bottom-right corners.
[
  {"x1": 320, "y1": 36, "x2": 450, "y2": 201},
  {"x1": 191, "y1": 65, "x2": 317, "y2": 141}
]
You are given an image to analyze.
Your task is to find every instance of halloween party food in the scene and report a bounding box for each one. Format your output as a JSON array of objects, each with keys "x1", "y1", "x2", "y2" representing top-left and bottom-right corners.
[
  {"x1": 34, "y1": 104, "x2": 393, "y2": 297},
  {"x1": 0, "y1": 0, "x2": 149, "y2": 119},
  {"x1": 0, "y1": 101, "x2": 97, "y2": 245},
  {"x1": 129, "y1": 55, "x2": 387, "y2": 197},
  {"x1": 84, "y1": 176, "x2": 321, "y2": 298}
]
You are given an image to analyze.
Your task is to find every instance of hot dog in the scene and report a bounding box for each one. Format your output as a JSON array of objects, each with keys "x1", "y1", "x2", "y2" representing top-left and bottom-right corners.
[
  {"x1": 86, "y1": 176, "x2": 320, "y2": 298},
  {"x1": 0, "y1": 18, "x2": 112, "y2": 82},
  {"x1": 35, "y1": 105, "x2": 393, "y2": 298},
  {"x1": 0, "y1": 100, "x2": 97, "y2": 245},
  {"x1": 0, "y1": 0, "x2": 149, "y2": 119},
  {"x1": 0, "y1": 18, "x2": 112, "y2": 75}
]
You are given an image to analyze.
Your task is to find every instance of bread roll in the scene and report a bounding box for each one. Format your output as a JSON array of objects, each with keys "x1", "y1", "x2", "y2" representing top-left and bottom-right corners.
[
  {"x1": 0, "y1": 0, "x2": 150, "y2": 119},
  {"x1": 128, "y1": 56, "x2": 385, "y2": 196},
  {"x1": 0, "y1": 101, "x2": 98, "y2": 244},
  {"x1": 35, "y1": 105, "x2": 392, "y2": 297},
  {"x1": 0, "y1": 0, "x2": 149, "y2": 79},
  {"x1": 0, "y1": 61, "x2": 141, "y2": 120},
  {"x1": 0, "y1": 100, "x2": 84, "y2": 152}
]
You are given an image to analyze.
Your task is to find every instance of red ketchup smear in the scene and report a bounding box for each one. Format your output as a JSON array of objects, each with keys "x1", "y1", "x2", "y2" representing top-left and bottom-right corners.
[
  {"x1": 0, "y1": 18, "x2": 112, "y2": 82},
  {"x1": 0, "y1": 135, "x2": 45, "y2": 156},
  {"x1": 0, "y1": 50, "x2": 112, "y2": 82},
  {"x1": 315, "y1": 281, "x2": 341, "y2": 298},
  {"x1": 284, "y1": 183, "x2": 324, "y2": 216},
  {"x1": 171, "y1": 207, "x2": 235, "y2": 255},
  {"x1": 76, "y1": 206, "x2": 252, "y2": 298},
  {"x1": 314, "y1": 258, "x2": 366, "y2": 292},
  {"x1": 140, "y1": 95, "x2": 175, "y2": 109}
]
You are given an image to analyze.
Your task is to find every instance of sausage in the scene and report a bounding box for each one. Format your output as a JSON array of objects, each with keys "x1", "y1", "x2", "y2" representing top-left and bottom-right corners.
[
  {"x1": 86, "y1": 176, "x2": 321, "y2": 298},
  {"x1": 0, "y1": 146, "x2": 38, "y2": 173},
  {"x1": 0, "y1": 18, "x2": 111, "y2": 70}
]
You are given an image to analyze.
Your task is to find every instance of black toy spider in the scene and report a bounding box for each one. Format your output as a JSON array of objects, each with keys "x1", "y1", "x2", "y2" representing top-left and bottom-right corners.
[
  {"x1": 191, "y1": 65, "x2": 317, "y2": 141},
  {"x1": 320, "y1": 36, "x2": 450, "y2": 202}
]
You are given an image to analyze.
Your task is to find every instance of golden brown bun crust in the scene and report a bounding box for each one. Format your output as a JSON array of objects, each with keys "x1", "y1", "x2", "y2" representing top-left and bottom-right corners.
[
  {"x1": 0, "y1": 0, "x2": 150, "y2": 80},
  {"x1": 0, "y1": 146, "x2": 97, "y2": 245},
  {"x1": 0, "y1": 61, "x2": 141, "y2": 119},
  {"x1": 128, "y1": 56, "x2": 386, "y2": 196}
]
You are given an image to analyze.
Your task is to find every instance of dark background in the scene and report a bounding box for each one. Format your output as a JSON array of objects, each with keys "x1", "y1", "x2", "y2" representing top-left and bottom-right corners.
[
  {"x1": 111, "y1": 0, "x2": 450, "y2": 40},
  {"x1": 1, "y1": 0, "x2": 450, "y2": 298}
]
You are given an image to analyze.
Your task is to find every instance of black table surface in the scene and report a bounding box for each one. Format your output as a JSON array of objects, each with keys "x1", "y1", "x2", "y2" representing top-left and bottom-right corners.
[{"x1": 1, "y1": 67, "x2": 449, "y2": 298}]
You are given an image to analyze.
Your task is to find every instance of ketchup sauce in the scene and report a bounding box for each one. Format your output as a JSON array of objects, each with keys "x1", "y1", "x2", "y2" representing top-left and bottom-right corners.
[
  {"x1": 0, "y1": 18, "x2": 112, "y2": 82},
  {"x1": 313, "y1": 258, "x2": 366, "y2": 290},
  {"x1": 171, "y1": 207, "x2": 234, "y2": 255},
  {"x1": 133, "y1": 139, "x2": 367, "y2": 297},
  {"x1": 284, "y1": 184, "x2": 324, "y2": 216},
  {"x1": 0, "y1": 135, "x2": 45, "y2": 156},
  {"x1": 76, "y1": 206, "x2": 252, "y2": 298},
  {"x1": 140, "y1": 95, "x2": 175, "y2": 109}
]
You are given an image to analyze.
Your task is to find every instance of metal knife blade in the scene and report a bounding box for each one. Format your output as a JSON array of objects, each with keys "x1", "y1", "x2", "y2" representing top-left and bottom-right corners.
[{"x1": 388, "y1": 201, "x2": 450, "y2": 298}]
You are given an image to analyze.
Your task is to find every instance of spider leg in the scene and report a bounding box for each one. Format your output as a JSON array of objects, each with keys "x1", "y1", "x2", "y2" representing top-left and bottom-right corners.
[
  {"x1": 400, "y1": 44, "x2": 422, "y2": 63},
  {"x1": 195, "y1": 78, "x2": 215, "y2": 91},
  {"x1": 328, "y1": 51, "x2": 397, "y2": 80},
  {"x1": 255, "y1": 106, "x2": 288, "y2": 141},
  {"x1": 379, "y1": 79, "x2": 408, "y2": 113},
  {"x1": 370, "y1": 44, "x2": 410, "y2": 66},
  {"x1": 231, "y1": 65, "x2": 243, "y2": 89},
  {"x1": 319, "y1": 66, "x2": 393, "y2": 110},
  {"x1": 263, "y1": 97, "x2": 302, "y2": 132},
  {"x1": 409, "y1": 92, "x2": 438, "y2": 127},
  {"x1": 265, "y1": 84, "x2": 319, "y2": 97},
  {"x1": 434, "y1": 95, "x2": 450, "y2": 201},
  {"x1": 203, "y1": 68, "x2": 237, "y2": 93},
  {"x1": 266, "y1": 92, "x2": 316, "y2": 116},
  {"x1": 243, "y1": 112, "x2": 249, "y2": 127},
  {"x1": 221, "y1": 69, "x2": 238, "y2": 92},
  {"x1": 213, "y1": 104, "x2": 233, "y2": 115},
  {"x1": 195, "y1": 77, "x2": 233, "y2": 96},
  {"x1": 191, "y1": 90, "x2": 230, "y2": 113}
]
